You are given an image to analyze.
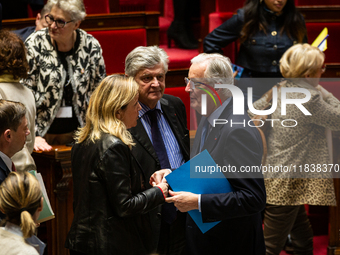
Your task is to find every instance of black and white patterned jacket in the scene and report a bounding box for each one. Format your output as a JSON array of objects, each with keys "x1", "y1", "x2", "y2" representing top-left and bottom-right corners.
[{"x1": 22, "y1": 28, "x2": 106, "y2": 136}]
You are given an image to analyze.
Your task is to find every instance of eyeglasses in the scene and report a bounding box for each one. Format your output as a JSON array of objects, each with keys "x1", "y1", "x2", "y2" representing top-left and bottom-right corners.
[
  {"x1": 184, "y1": 77, "x2": 207, "y2": 90},
  {"x1": 45, "y1": 14, "x2": 74, "y2": 28}
]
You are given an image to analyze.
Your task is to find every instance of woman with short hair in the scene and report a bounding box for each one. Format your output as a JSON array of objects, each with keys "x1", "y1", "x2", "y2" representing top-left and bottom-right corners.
[
  {"x1": 65, "y1": 75, "x2": 168, "y2": 255},
  {"x1": 250, "y1": 43, "x2": 340, "y2": 254},
  {"x1": 0, "y1": 172, "x2": 44, "y2": 255},
  {"x1": 23, "y1": 0, "x2": 106, "y2": 151}
]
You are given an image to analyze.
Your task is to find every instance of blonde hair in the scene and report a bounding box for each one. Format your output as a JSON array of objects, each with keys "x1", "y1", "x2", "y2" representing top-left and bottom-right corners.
[
  {"x1": 280, "y1": 43, "x2": 325, "y2": 78},
  {"x1": 75, "y1": 74, "x2": 139, "y2": 147},
  {"x1": 0, "y1": 172, "x2": 42, "y2": 239}
]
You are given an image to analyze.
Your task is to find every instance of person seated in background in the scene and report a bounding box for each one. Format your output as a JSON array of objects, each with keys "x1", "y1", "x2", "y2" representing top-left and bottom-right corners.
[
  {"x1": 22, "y1": 0, "x2": 106, "y2": 151},
  {"x1": 0, "y1": 30, "x2": 36, "y2": 172},
  {"x1": 125, "y1": 46, "x2": 190, "y2": 255},
  {"x1": 65, "y1": 74, "x2": 168, "y2": 255},
  {"x1": 13, "y1": 4, "x2": 50, "y2": 42},
  {"x1": 249, "y1": 43, "x2": 340, "y2": 255},
  {"x1": 0, "y1": 172, "x2": 44, "y2": 255}
]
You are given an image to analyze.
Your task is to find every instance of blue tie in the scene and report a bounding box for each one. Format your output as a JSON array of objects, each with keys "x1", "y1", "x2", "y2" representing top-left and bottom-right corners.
[
  {"x1": 147, "y1": 109, "x2": 177, "y2": 224},
  {"x1": 200, "y1": 120, "x2": 210, "y2": 152}
]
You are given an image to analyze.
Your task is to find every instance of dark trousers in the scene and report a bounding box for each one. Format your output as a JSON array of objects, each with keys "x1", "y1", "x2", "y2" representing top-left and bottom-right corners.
[
  {"x1": 158, "y1": 211, "x2": 187, "y2": 255},
  {"x1": 264, "y1": 204, "x2": 313, "y2": 255}
]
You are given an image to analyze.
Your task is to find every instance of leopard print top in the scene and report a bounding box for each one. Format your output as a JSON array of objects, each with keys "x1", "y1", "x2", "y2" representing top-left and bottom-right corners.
[{"x1": 249, "y1": 79, "x2": 339, "y2": 206}]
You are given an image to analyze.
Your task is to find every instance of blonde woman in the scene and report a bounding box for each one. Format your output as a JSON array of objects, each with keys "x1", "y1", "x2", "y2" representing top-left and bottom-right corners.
[
  {"x1": 0, "y1": 172, "x2": 44, "y2": 255},
  {"x1": 65, "y1": 75, "x2": 169, "y2": 255},
  {"x1": 250, "y1": 43, "x2": 340, "y2": 254}
]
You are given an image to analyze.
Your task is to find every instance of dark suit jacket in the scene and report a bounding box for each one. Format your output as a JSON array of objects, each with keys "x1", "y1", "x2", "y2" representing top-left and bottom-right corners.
[
  {"x1": 0, "y1": 156, "x2": 11, "y2": 219},
  {"x1": 13, "y1": 26, "x2": 36, "y2": 42},
  {"x1": 0, "y1": 156, "x2": 10, "y2": 185},
  {"x1": 129, "y1": 94, "x2": 190, "y2": 250},
  {"x1": 187, "y1": 98, "x2": 266, "y2": 255}
]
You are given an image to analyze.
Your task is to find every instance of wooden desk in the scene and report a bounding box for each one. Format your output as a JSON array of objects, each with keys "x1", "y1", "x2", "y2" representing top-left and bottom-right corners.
[
  {"x1": 2, "y1": 12, "x2": 159, "y2": 46},
  {"x1": 33, "y1": 145, "x2": 73, "y2": 255}
]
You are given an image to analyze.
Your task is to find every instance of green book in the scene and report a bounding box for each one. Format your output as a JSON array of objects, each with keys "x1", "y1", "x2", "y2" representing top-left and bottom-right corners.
[{"x1": 29, "y1": 170, "x2": 55, "y2": 223}]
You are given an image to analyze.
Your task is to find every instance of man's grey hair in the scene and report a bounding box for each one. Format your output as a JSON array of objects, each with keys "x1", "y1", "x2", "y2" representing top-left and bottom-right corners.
[
  {"x1": 191, "y1": 53, "x2": 234, "y2": 97},
  {"x1": 46, "y1": 0, "x2": 86, "y2": 21},
  {"x1": 125, "y1": 46, "x2": 169, "y2": 77}
]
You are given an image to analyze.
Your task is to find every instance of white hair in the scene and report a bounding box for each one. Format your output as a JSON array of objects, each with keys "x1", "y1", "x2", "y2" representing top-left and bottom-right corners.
[
  {"x1": 191, "y1": 53, "x2": 234, "y2": 96},
  {"x1": 46, "y1": 0, "x2": 86, "y2": 21},
  {"x1": 125, "y1": 46, "x2": 169, "y2": 77}
]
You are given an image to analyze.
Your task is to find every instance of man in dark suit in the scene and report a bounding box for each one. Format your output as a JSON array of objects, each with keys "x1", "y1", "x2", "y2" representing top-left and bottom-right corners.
[
  {"x1": 13, "y1": 3, "x2": 50, "y2": 41},
  {"x1": 166, "y1": 53, "x2": 266, "y2": 254},
  {"x1": 0, "y1": 100, "x2": 30, "y2": 218},
  {"x1": 125, "y1": 46, "x2": 190, "y2": 255}
]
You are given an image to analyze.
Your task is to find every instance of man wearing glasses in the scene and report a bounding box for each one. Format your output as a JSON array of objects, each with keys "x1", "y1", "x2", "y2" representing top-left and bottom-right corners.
[
  {"x1": 166, "y1": 53, "x2": 266, "y2": 255},
  {"x1": 22, "y1": 0, "x2": 106, "y2": 151}
]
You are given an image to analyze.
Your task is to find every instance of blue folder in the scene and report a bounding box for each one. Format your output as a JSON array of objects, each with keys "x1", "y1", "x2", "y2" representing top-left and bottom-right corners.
[{"x1": 165, "y1": 150, "x2": 233, "y2": 233}]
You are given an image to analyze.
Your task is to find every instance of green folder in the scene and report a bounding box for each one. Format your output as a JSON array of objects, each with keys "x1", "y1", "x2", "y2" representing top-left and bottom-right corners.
[{"x1": 29, "y1": 170, "x2": 55, "y2": 223}]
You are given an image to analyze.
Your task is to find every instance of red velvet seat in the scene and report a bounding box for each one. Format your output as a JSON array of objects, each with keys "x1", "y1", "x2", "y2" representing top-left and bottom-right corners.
[
  {"x1": 83, "y1": 0, "x2": 110, "y2": 14},
  {"x1": 164, "y1": 86, "x2": 192, "y2": 128},
  {"x1": 88, "y1": 29, "x2": 147, "y2": 74},
  {"x1": 119, "y1": 0, "x2": 160, "y2": 12},
  {"x1": 215, "y1": 0, "x2": 244, "y2": 12}
]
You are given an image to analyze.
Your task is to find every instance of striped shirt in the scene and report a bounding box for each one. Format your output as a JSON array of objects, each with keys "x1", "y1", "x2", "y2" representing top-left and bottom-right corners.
[{"x1": 139, "y1": 101, "x2": 185, "y2": 169}]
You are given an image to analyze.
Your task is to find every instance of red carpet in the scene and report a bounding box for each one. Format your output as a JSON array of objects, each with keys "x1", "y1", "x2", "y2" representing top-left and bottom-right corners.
[{"x1": 280, "y1": 235, "x2": 328, "y2": 255}]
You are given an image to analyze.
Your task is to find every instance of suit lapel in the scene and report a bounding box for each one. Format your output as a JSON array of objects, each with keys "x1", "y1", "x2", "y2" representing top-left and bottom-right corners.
[
  {"x1": 0, "y1": 156, "x2": 11, "y2": 178},
  {"x1": 191, "y1": 116, "x2": 206, "y2": 157},
  {"x1": 201, "y1": 99, "x2": 234, "y2": 153},
  {"x1": 130, "y1": 119, "x2": 159, "y2": 162}
]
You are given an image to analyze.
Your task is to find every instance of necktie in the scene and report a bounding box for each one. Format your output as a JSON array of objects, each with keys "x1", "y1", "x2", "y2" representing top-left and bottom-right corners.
[
  {"x1": 147, "y1": 109, "x2": 176, "y2": 224},
  {"x1": 147, "y1": 109, "x2": 171, "y2": 169},
  {"x1": 11, "y1": 162, "x2": 17, "y2": 172},
  {"x1": 200, "y1": 120, "x2": 210, "y2": 152}
]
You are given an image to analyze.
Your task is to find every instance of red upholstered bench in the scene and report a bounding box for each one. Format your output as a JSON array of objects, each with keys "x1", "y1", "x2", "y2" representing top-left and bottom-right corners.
[
  {"x1": 88, "y1": 29, "x2": 147, "y2": 74},
  {"x1": 164, "y1": 87, "x2": 194, "y2": 128},
  {"x1": 83, "y1": 0, "x2": 110, "y2": 14}
]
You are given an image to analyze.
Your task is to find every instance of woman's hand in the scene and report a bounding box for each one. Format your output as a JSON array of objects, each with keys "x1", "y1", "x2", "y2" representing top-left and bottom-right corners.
[
  {"x1": 34, "y1": 136, "x2": 53, "y2": 152},
  {"x1": 150, "y1": 169, "x2": 171, "y2": 186},
  {"x1": 156, "y1": 182, "x2": 169, "y2": 197}
]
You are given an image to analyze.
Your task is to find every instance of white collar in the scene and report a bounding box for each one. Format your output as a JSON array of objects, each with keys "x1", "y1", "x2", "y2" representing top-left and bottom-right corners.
[{"x1": 4, "y1": 222, "x2": 23, "y2": 237}]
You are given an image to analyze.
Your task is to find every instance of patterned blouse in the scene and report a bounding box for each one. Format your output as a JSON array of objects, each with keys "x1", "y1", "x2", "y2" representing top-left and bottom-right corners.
[{"x1": 22, "y1": 28, "x2": 106, "y2": 137}]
